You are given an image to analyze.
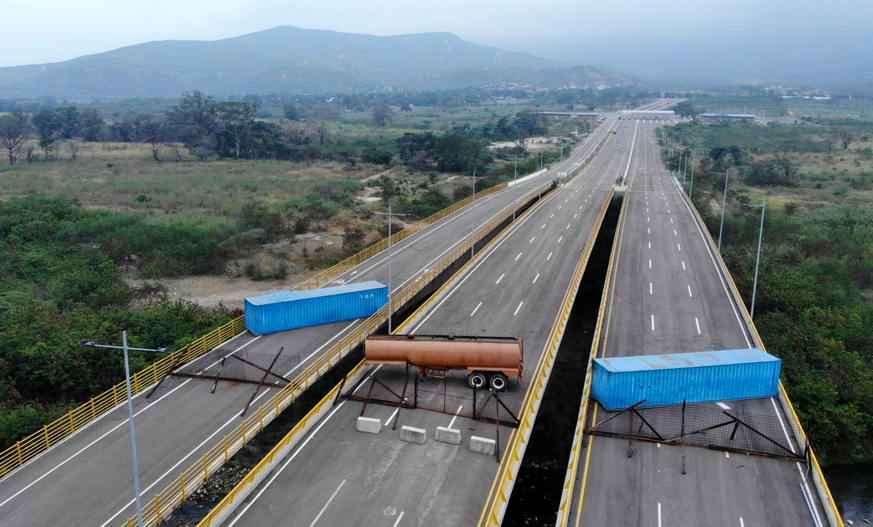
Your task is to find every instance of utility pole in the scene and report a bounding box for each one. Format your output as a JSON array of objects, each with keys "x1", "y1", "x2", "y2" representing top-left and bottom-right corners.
[
  {"x1": 513, "y1": 155, "x2": 519, "y2": 220},
  {"x1": 78, "y1": 334, "x2": 173, "y2": 527},
  {"x1": 370, "y1": 206, "x2": 411, "y2": 334},
  {"x1": 742, "y1": 199, "x2": 767, "y2": 320},
  {"x1": 470, "y1": 171, "x2": 485, "y2": 259},
  {"x1": 717, "y1": 169, "x2": 730, "y2": 252}
]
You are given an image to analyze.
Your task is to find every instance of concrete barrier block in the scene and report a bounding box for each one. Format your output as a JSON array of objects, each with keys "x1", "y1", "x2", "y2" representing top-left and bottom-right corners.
[
  {"x1": 356, "y1": 416, "x2": 382, "y2": 434},
  {"x1": 469, "y1": 435, "x2": 496, "y2": 456},
  {"x1": 400, "y1": 426, "x2": 427, "y2": 445},
  {"x1": 435, "y1": 426, "x2": 461, "y2": 445}
]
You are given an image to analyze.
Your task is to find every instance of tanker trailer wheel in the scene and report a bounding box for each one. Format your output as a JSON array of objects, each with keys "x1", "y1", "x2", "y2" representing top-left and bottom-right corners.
[
  {"x1": 468, "y1": 372, "x2": 488, "y2": 390},
  {"x1": 489, "y1": 373, "x2": 508, "y2": 392}
]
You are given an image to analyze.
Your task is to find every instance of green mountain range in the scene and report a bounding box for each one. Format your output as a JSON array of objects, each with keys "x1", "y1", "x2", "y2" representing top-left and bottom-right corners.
[{"x1": 0, "y1": 27, "x2": 639, "y2": 99}]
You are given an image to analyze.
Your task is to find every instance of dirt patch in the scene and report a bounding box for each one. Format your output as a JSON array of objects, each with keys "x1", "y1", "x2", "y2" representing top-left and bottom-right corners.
[{"x1": 155, "y1": 274, "x2": 315, "y2": 309}]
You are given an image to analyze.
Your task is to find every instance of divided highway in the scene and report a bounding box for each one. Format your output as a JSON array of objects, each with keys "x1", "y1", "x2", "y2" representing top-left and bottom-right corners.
[
  {"x1": 0, "y1": 111, "x2": 619, "y2": 527},
  {"x1": 562, "y1": 118, "x2": 831, "y2": 527},
  {"x1": 212, "y1": 117, "x2": 645, "y2": 527}
]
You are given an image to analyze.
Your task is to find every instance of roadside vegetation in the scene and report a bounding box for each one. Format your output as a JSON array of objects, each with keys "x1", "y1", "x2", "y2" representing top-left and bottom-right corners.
[
  {"x1": 660, "y1": 103, "x2": 873, "y2": 465},
  {"x1": 0, "y1": 85, "x2": 637, "y2": 450}
]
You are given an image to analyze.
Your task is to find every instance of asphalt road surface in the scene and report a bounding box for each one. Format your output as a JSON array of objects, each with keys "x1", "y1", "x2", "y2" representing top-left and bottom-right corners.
[
  {"x1": 216, "y1": 115, "x2": 644, "y2": 527},
  {"x1": 0, "y1": 111, "x2": 621, "y2": 527},
  {"x1": 565, "y1": 119, "x2": 828, "y2": 527}
]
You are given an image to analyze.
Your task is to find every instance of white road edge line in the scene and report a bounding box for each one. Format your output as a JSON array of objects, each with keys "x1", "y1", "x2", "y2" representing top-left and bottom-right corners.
[{"x1": 308, "y1": 479, "x2": 346, "y2": 527}]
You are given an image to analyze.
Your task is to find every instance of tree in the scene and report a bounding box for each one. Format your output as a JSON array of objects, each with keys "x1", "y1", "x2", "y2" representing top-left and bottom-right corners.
[
  {"x1": 55, "y1": 107, "x2": 80, "y2": 139},
  {"x1": 434, "y1": 133, "x2": 492, "y2": 173},
  {"x1": 78, "y1": 108, "x2": 103, "y2": 142},
  {"x1": 0, "y1": 112, "x2": 30, "y2": 165},
  {"x1": 216, "y1": 101, "x2": 259, "y2": 158},
  {"x1": 168, "y1": 91, "x2": 218, "y2": 158},
  {"x1": 32, "y1": 110, "x2": 60, "y2": 140},
  {"x1": 744, "y1": 157, "x2": 798, "y2": 187},
  {"x1": 380, "y1": 176, "x2": 397, "y2": 203},
  {"x1": 372, "y1": 103, "x2": 394, "y2": 127},
  {"x1": 673, "y1": 100, "x2": 697, "y2": 118},
  {"x1": 135, "y1": 116, "x2": 169, "y2": 163},
  {"x1": 283, "y1": 103, "x2": 300, "y2": 121},
  {"x1": 834, "y1": 128, "x2": 855, "y2": 150}
]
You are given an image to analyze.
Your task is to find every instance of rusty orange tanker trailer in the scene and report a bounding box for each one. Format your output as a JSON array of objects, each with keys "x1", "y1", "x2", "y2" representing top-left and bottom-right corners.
[{"x1": 364, "y1": 334, "x2": 523, "y2": 391}]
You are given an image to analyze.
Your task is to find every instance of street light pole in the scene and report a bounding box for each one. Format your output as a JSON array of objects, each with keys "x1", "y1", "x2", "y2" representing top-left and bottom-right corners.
[
  {"x1": 78, "y1": 333, "x2": 173, "y2": 527},
  {"x1": 370, "y1": 206, "x2": 411, "y2": 334},
  {"x1": 717, "y1": 168, "x2": 730, "y2": 252},
  {"x1": 742, "y1": 199, "x2": 767, "y2": 320},
  {"x1": 470, "y1": 171, "x2": 484, "y2": 259},
  {"x1": 513, "y1": 155, "x2": 518, "y2": 220}
]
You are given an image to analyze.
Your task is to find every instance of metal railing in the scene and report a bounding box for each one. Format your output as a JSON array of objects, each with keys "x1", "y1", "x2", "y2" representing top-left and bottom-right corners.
[
  {"x1": 0, "y1": 317, "x2": 248, "y2": 480},
  {"x1": 119, "y1": 180, "x2": 555, "y2": 527},
  {"x1": 291, "y1": 182, "x2": 508, "y2": 291},
  {"x1": 555, "y1": 187, "x2": 628, "y2": 526},
  {"x1": 0, "y1": 180, "x2": 521, "y2": 481},
  {"x1": 478, "y1": 188, "x2": 615, "y2": 527},
  {"x1": 675, "y1": 177, "x2": 843, "y2": 527},
  {"x1": 192, "y1": 180, "x2": 560, "y2": 527}
]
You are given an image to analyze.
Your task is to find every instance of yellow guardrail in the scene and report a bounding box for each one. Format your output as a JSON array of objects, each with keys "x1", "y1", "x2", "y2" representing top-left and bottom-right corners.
[
  {"x1": 191, "y1": 180, "x2": 559, "y2": 527},
  {"x1": 121, "y1": 180, "x2": 554, "y2": 527},
  {"x1": 676, "y1": 177, "x2": 844, "y2": 527},
  {"x1": 0, "y1": 317, "x2": 248, "y2": 480},
  {"x1": 290, "y1": 182, "x2": 508, "y2": 292},
  {"x1": 555, "y1": 187, "x2": 628, "y2": 527},
  {"x1": 0, "y1": 178, "x2": 520, "y2": 481},
  {"x1": 479, "y1": 188, "x2": 615, "y2": 527}
]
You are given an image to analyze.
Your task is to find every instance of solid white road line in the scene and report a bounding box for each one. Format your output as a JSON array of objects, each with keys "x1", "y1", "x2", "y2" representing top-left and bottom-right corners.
[
  {"x1": 384, "y1": 409, "x2": 399, "y2": 427},
  {"x1": 0, "y1": 378, "x2": 193, "y2": 510},
  {"x1": 226, "y1": 402, "x2": 348, "y2": 527},
  {"x1": 309, "y1": 479, "x2": 346, "y2": 527},
  {"x1": 658, "y1": 502, "x2": 662, "y2": 527},
  {"x1": 447, "y1": 405, "x2": 464, "y2": 429},
  {"x1": 99, "y1": 318, "x2": 360, "y2": 526}
]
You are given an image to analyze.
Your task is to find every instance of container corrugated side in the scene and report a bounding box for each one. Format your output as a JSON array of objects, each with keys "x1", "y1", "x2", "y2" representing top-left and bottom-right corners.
[
  {"x1": 592, "y1": 349, "x2": 781, "y2": 410},
  {"x1": 245, "y1": 281, "x2": 387, "y2": 335}
]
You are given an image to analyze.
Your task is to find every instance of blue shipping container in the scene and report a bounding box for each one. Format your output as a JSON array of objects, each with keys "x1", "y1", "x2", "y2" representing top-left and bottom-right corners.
[
  {"x1": 245, "y1": 281, "x2": 387, "y2": 335},
  {"x1": 592, "y1": 349, "x2": 781, "y2": 411}
]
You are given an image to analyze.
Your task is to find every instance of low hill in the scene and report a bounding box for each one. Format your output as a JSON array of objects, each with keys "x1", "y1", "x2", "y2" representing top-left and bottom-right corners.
[{"x1": 0, "y1": 27, "x2": 639, "y2": 99}]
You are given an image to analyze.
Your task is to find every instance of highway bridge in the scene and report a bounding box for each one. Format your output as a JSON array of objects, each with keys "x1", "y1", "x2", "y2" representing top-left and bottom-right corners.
[
  {"x1": 558, "y1": 118, "x2": 839, "y2": 527},
  {"x1": 0, "y1": 106, "x2": 620, "y2": 527},
  {"x1": 0, "y1": 100, "x2": 840, "y2": 527},
  {"x1": 203, "y1": 111, "x2": 637, "y2": 527}
]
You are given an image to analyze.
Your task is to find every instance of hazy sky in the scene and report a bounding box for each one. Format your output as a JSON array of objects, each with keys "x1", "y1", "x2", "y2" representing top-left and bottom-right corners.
[{"x1": 3, "y1": 0, "x2": 872, "y2": 83}]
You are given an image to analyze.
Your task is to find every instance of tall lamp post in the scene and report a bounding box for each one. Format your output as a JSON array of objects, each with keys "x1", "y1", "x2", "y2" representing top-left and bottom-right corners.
[
  {"x1": 469, "y1": 171, "x2": 485, "y2": 260},
  {"x1": 716, "y1": 168, "x2": 730, "y2": 252},
  {"x1": 370, "y1": 206, "x2": 411, "y2": 334},
  {"x1": 78, "y1": 333, "x2": 173, "y2": 527},
  {"x1": 742, "y1": 199, "x2": 766, "y2": 320},
  {"x1": 513, "y1": 155, "x2": 519, "y2": 220}
]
